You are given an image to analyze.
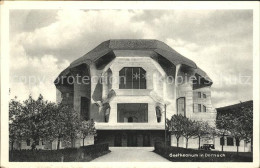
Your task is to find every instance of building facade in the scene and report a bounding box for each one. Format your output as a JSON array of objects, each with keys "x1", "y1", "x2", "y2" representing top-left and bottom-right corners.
[
  {"x1": 10, "y1": 40, "x2": 251, "y2": 152},
  {"x1": 54, "y1": 39, "x2": 218, "y2": 148}
]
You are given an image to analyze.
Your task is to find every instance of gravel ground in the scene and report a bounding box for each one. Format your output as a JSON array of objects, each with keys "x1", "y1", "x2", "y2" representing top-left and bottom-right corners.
[{"x1": 91, "y1": 147, "x2": 169, "y2": 162}]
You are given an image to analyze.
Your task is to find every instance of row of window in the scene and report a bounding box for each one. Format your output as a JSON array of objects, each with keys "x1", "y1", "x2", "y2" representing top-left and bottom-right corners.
[
  {"x1": 220, "y1": 137, "x2": 240, "y2": 146},
  {"x1": 26, "y1": 139, "x2": 44, "y2": 146},
  {"x1": 197, "y1": 92, "x2": 207, "y2": 99},
  {"x1": 119, "y1": 67, "x2": 146, "y2": 89}
]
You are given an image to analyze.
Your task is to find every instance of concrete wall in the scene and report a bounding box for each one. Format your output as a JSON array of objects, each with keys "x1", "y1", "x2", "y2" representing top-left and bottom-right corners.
[
  {"x1": 14, "y1": 140, "x2": 46, "y2": 150},
  {"x1": 193, "y1": 86, "x2": 216, "y2": 113},
  {"x1": 74, "y1": 76, "x2": 90, "y2": 118},
  {"x1": 191, "y1": 86, "x2": 217, "y2": 126},
  {"x1": 103, "y1": 56, "x2": 169, "y2": 128}
]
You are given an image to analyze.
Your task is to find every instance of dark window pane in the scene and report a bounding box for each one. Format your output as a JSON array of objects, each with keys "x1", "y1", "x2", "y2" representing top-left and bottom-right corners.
[
  {"x1": 81, "y1": 97, "x2": 90, "y2": 120},
  {"x1": 220, "y1": 137, "x2": 225, "y2": 145},
  {"x1": 156, "y1": 106, "x2": 162, "y2": 123},
  {"x1": 198, "y1": 104, "x2": 201, "y2": 112},
  {"x1": 140, "y1": 68, "x2": 146, "y2": 89},
  {"x1": 119, "y1": 68, "x2": 126, "y2": 89},
  {"x1": 132, "y1": 68, "x2": 140, "y2": 89},
  {"x1": 235, "y1": 138, "x2": 240, "y2": 146},
  {"x1": 198, "y1": 92, "x2": 201, "y2": 98},
  {"x1": 125, "y1": 68, "x2": 132, "y2": 89},
  {"x1": 203, "y1": 93, "x2": 206, "y2": 98},
  {"x1": 117, "y1": 103, "x2": 148, "y2": 123},
  {"x1": 119, "y1": 67, "x2": 146, "y2": 89},
  {"x1": 177, "y1": 98, "x2": 185, "y2": 116},
  {"x1": 203, "y1": 105, "x2": 206, "y2": 112},
  {"x1": 227, "y1": 137, "x2": 234, "y2": 146},
  {"x1": 26, "y1": 139, "x2": 30, "y2": 146}
]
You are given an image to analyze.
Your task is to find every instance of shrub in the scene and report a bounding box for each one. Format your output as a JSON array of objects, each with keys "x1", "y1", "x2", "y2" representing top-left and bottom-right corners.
[{"x1": 10, "y1": 143, "x2": 109, "y2": 162}]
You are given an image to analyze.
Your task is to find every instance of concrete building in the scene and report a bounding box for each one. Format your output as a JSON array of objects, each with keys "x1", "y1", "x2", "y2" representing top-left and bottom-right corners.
[
  {"x1": 54, "y1": 39, "x2": 218, "y2": 148},
  {"x1": 12, "y1": 40, "x2": 251, "y2": 152}
]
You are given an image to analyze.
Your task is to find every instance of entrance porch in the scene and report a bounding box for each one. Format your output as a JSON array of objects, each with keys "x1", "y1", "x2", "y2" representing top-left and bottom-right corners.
[{"x1": 95, "y1": 130, "x2": 164, "y2": 147}]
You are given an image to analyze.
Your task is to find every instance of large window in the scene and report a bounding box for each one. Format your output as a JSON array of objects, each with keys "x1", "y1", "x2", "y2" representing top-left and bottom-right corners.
[
  {"x1": 81, "y1": 97, "x2": 90, "y2": 120},
  {"x1": 117, "y1": 103, "x2": 148, "y2": 123},
  {"x1": 177, "y1": 97, "x2": 186, "y2": 117},
  {"x1": 119, "y1": 67, "x2": 146, "y2": 89}
]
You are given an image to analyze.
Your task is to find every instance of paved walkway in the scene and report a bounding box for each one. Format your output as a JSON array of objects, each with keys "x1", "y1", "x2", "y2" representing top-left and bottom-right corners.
[{"x1": 91, "y1": 147, "x2": 169, "y2": 162}]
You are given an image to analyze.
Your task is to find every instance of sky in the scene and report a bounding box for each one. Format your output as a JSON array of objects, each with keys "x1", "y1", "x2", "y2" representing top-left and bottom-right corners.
[{"x1": 9, "y1": 9, "x2": 253, "y2": 108}]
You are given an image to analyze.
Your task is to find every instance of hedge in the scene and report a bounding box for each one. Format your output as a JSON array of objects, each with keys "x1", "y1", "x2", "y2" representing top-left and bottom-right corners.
[
  {"x1": 154, "y1": 143, "x2": 252, "y2": 162},
  {"x1": 10, "y1": 143, "x2": 109, "y2": 162}
]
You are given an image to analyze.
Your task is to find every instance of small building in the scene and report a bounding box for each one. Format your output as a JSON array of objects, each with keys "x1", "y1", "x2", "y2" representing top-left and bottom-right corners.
[{"x1": 214, "y1": 101, "x2": 253, "y2": 152}]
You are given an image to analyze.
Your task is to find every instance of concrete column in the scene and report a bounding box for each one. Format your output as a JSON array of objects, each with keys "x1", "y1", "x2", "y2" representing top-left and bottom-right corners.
[
  {"x1": 148, "y1": 103, "x2": 157, "y2": 123},
  {"x1": 109, "y1": 101, "x2": 117, "y2": 123},
  {"x1": 102, "y1": 72, "x2": 108, "y2": 100},
  {"x1": 56, "y1": 89, "x2": 62, "y2": 103},
  {"x1": 174, "y1": 64, "x2": 181, "y2": 114}
]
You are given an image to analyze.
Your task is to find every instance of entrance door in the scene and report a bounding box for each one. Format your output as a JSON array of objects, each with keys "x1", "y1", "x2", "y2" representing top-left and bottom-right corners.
[
  {"x1": 114, "y1": 134, "x2": 122, "y2": 146},
  {"x1": 127, "y1": 133, "x2": 137, "y2": 146},
  {"x1": 143, "y1": 134, "x2": 150, "y2": 146}
]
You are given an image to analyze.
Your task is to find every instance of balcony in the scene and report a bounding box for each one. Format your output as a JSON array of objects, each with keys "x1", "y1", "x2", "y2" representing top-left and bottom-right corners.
[
  {"x1": 95, "y1": 122, "x2": 165, "y2": 130},
  {"x1": 114, "y1": 89, "x2": 152, "y2": 96}
]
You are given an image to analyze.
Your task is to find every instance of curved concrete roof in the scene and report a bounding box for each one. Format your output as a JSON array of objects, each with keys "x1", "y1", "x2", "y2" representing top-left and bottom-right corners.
[{"x1": 55, "y1": 39, "x2": 212, "y2": 83}]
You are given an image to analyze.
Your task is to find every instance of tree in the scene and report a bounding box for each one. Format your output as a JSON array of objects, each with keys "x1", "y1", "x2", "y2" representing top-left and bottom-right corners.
[
  {"x1": 167, "y1": 115, "x2": 184, "y2": 147},
  {"x1": 41, "y1": 102, "x2": 59, "y2": 147},
  {"x1": 64, "y1": 107, "x2": 81, "y2": 148},
  {"x1": 181, "y1": 117, "x2": 196, "y2": 148},
  {"x1": 239, "y1": 104, "x2": 253, "y2": 152},
  {"x1": 22, "y1": 94, "x2": 48, "y2": 150},
  {"x1": 78, "y1": 119, "x2": 97, "y2": 146},
  {"x1": 193, "y1": 121, "x2": 213, "y2": 149},
  {"x1": 216, "y1": 114, "x2": 231, "y2": 151},
  {"x1": 228, "y1": 104, "x2": 253, "y2": 154},
  {"x1": 9, "y1": 97, "x2": 24, "y2": 151},
  {"x1": 48, "y1": 103, "x2": 81, "y2": 149},
  {"x1": 228, "y1": 117, "x2": 245, "y2": 154}
]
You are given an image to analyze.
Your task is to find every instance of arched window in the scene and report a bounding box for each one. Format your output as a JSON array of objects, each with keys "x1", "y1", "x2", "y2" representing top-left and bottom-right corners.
[
  {"x1": 177, "y1": 97, "x2": 186, "y2": 117},
  {"x1": 119, "y1": 67, "x2": 146, "y2": 89},
  {"x1": 156, "y1": 106, "x2": 162, "y2": 123}
]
